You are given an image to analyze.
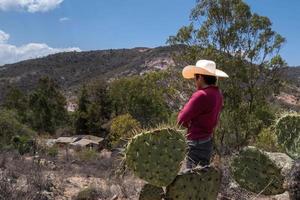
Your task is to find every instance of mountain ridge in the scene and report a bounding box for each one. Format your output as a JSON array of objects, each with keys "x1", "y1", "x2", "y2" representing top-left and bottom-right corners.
[
  {"x1": 0, "y1": 45, "x2": 299, "y2": 109},
  {"x1": 0, "y1": 45, "x2": 182, "y2": 101}
]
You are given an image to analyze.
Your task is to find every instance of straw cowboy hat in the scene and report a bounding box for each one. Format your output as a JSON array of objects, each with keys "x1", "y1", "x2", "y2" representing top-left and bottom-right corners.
[{"x1": 182, "y1": 60, "x2": 229, "y2": 79}]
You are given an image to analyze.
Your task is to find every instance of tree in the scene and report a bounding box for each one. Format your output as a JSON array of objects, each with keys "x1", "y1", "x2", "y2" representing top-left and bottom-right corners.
[
  {"x1": 75, "y1": 81, "x2": 112, "y2": 135},
  {"x1": 0, "y1": 109, "x2": 36, "y2": 149},
  {"x1": 3, "y1": 86, "x2": 29, "y2": 123},
  {"x1": 168, "y1": 0, "x2": 286, "y2": 149},
  {"x1": 109, "y1": 114, "x2": 141, "y2": 148},
  {"x1": 87, "y1": 80, "x2": 112, "y2": 133},
  {"x1": 29, "y1": 77, "x2": 68, "y2": 134},
  {"x1": 109, "y1": 72, "x2": 172, "y2": 127},
  {"x1": 75, "y1": 85, "x2": 90, "y2": 134}
]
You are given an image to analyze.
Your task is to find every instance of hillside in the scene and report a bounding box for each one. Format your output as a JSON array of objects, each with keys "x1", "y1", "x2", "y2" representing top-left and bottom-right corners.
[
  {"x1": 0, "y1": 45, "x2": 299, "y2": 110},
  {"x1": 276, "y1": 66, "x2": 300, "y2": 110},
  {"x1": 284, "y1": 66, "x2": 300, "y2": 87},
  {"x1": 0, "y1": 45, "x2": 182, "y2": 102}
]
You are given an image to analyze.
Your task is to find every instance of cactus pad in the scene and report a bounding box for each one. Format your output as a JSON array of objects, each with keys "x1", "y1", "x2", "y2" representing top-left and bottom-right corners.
[
  {"x1": 275, "y1": 113, "x2": 300, "y2": 159},
  {"x1": 166, "y1": 167, "x2": 221, "y2": 200},
  {"x1": 125, "y1": 127, "x2": 186, "y2": 187},
  {"x1": 231, "y1": 147, "x2": 284, "y2": 195},
  {"x1": 139, "y1": 184, "x2": 164, "y2": 200}
]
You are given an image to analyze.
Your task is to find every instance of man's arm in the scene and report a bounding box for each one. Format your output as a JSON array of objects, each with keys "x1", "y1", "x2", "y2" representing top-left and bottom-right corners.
[{"x1": 177, "y1": 92, "x2": 205, "y2": 128}]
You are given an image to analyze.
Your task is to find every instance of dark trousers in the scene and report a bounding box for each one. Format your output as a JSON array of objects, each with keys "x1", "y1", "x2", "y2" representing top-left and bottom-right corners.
[{"x1": 186, "y1": 139, "x2": 213, "y2": 169}]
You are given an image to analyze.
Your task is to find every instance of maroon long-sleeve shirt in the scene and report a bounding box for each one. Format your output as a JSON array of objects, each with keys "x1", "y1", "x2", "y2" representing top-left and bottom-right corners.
[{"x1": 177, "y1": 85, "x2": 223, "y2": 141}]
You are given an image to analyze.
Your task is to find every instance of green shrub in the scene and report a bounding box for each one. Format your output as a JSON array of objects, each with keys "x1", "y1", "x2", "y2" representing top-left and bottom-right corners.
[
  {"x1": 0, "y1": 109, "x2": 36, "y2": 149},
  {"x1": 109, "y1": 72, "x2": 172, "y2": 126},
  {"x1": 28, "y1": 77, "x2": 69, "y2": 134},
  {"x1": 214, "y1": 104, "x2": 277, "y2": 152},
  {"x1": 55, "y1": 126, "x2": 75, "y2": 137},
  {"x1": 12, "y1": 135, "x2": 35, "y2": 155},
  {"x1": 254, "y1": 128, "x2": 281, "y2": 152},
  {"x1": 47, "y1": 146, "x2": 59, "y2": 157},
  {"x1": 109, "y1": 114, "x2": 141, "y2": 148},
  {"x1": 74, "y1": 187, "x2": 100, "y2": 200},
  {"x1": 77, "y1": 149, "x2": 98, "y2": 161}
]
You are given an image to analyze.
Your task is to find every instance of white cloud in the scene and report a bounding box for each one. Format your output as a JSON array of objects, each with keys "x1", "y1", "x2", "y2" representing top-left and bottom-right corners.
[
  {"x1": 0, "y1": 30, "x2": 81, "y2": 66},
  {"x1": 0, "y1": 0, "x2": 64, "y2": 13},
  {"x1": 0, "y1": 30, "x2": 10, "y2": 43},
  {"x1": 59, "y1": 17, "x2": 70, "y2": 22}
]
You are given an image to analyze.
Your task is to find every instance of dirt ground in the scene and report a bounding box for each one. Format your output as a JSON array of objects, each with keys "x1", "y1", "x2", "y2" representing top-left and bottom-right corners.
[{"x1": 0, "y1": 149, "x2": 292, "y2": 200}]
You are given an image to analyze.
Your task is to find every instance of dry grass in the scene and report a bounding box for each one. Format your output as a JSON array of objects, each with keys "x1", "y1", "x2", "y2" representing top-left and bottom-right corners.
[
  {"x1": 0, "y1": 148, "x2": 143, "y2": 200},
  {"x1": 0, "y1": 151, "x2": 58, "y2": 200},
  {"x1": 1, "y1": 147, "x2": 294, "y2": 200}
]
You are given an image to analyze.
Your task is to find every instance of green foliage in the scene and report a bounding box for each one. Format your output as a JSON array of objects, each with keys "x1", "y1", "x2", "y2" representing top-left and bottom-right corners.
[
  {"x1": 3, "y1": 86, "x2": 29, "y2": 123},
  {"x1": 55, "y1": 126, "x2": 75, "y2": 137},
  {"x1": 254, "y1": 128, "x2": 281, "y2": 152},
  {"x1": 166, "y1": 167, "x2": 221, "y2": 200},
  {"x1": 0, "y1": 109, "x2": 36, "y2": 149},
  {"x1": 29, "y1": 77, "x2": 68, "y2": 134},
  {"x1": 75, "y1": 85, "x2": 90, "y2": 134},
  {"x1": 168, "y1": 0, "x2": 285, "y2": 150},
  {"x1": 110, "y1": 114, "x2": 141, "y2": 148},
  {"x1": 75, "y1": 187, "x2": 100, "y2": 200},
  {"x1": 77, "y1": 149, "x2": 98, "y2": 161},
  {"x1": 86, "y1": 80, "x2": 112, "y2": 133},
  {"x1": 125, "y1": 127, "x2": 186, "y2": 187},
  {"x1": 231, "y1": 147, "x2": 284, "y2": 195},
  {"x1": 75, "y1": 81, "x2": 111, "y2": 135},
  {"x1": 214, "y1": 104, "x2": 276, "y2": 152},
  {"x1": 46, "y1": 146, "x2": 59, "y2": 157},
  {"x1": 12, "y1": 135, "x2": 35, "y2": 155},
  {"x1": 109, "y1": 71, "x2": 173, "y2": 126},
  {"x1": 139, "y1": 184, "x2": 164, "y2": 200},
  {"x1": 275, "y1": 113, "x2": 300, "y2": 159}
]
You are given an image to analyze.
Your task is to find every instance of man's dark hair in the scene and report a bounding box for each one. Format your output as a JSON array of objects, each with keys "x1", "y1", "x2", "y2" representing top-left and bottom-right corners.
[{"x1": 195, "y1": 74, "x2": 217, "y2": 85}]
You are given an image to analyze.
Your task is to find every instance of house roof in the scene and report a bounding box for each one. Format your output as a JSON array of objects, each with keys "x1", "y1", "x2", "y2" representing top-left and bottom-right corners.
[
  {"x1": 72, "y1": 135, "x2": 104, "y2": 143},
  {"x1": 70, "y1": 139, "x2": 99, "y2": 147},
  {"x1": 55, "y1": 135, "x2": 104, "y2": 146},
  {"x1": 55, "y1": 137, "x2": 77, "y2": 144}
]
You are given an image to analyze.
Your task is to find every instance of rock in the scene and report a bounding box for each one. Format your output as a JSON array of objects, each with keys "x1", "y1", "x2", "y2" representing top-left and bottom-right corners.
[
  {"x1": 286, "y1": 159, "x2": 300, "y2": 200},
  {"x1": 265, "y1": 152, "x2": 294, "y2": 176}
]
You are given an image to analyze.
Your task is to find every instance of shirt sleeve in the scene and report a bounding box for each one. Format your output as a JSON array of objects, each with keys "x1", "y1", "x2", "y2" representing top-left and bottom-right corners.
[{"x1": 177, "y1": 91, "x2": 206, "y2": 128}]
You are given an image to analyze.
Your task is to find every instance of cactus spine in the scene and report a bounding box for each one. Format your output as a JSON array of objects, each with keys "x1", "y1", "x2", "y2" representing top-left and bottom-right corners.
[
  {"x1": 139, "y1": 184, "x2": 164, "y2": 200},
  {"x1": 231, "y1": 146, "x2": 284, "y2": 195},
  {"x1": 275, "y1": 113, "x2": 300, "y2": 159},
  {"x1": 166, "y1": 167, "x2": 221, "y2": 200},
  {"x1": 125, "y1": 127, "x2": 186, "y2": 187}
]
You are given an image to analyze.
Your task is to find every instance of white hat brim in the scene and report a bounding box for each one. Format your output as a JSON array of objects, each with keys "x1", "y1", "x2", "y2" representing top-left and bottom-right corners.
[{"x1": 182, "y1": 65, "x2": 229, "y2": 79}]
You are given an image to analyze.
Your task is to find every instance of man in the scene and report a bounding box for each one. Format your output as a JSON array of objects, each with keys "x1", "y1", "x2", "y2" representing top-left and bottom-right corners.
[{"x1": 177, "y1": 60, "x2": 228, "y2": 169}]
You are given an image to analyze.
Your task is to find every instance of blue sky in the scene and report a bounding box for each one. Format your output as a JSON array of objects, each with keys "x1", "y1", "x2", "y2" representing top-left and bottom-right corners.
[{"x1": 0, "y1": 0, "x2": 299, "y2": 66}]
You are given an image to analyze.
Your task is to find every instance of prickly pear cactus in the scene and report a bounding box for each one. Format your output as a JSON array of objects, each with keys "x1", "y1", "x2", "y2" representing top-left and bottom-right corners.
[
  {"x1": 287, "y1": 159, "x2": 300, "y2": 200},
  {"x1": 231, "y1": 147, "x2": 285, "y2": 195},
  {"x1": 125, "y1": 127, "x2": 186, "y2": 187},
  {"x1": 166, "y1": 167, "x2": 221, "y2": 200},
  {"x1": 139, "y1": 184, "x2": 164, "y2": 200},
  {"x1": 275, "y1": 113, "x2": 300, "y2": 159}
]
